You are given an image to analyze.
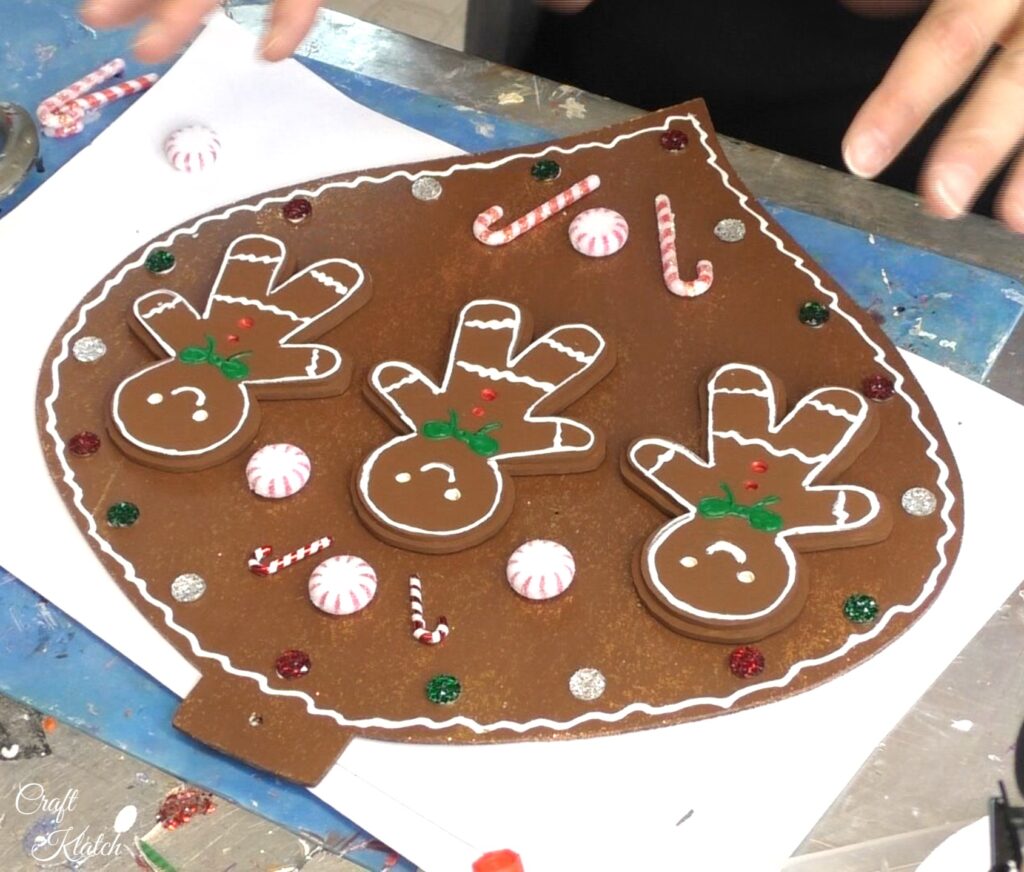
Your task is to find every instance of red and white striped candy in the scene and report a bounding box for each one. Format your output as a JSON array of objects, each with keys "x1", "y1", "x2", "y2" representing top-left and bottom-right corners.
[
  {"x1": 506, "y1": 540, "x2": 576, "y2": 601},
  {"x1": 656, "y1": 194, "x2": 714, "y2": 297},
  {"x1": 308, "y1": 555, "x2": 378, "y2": 616},
  {"x1": 76, "y1": 74, "x2": 158, "y2": 113},
  {"x1": 37, "y1": 58, "x2": 124, "y2": 127},
  {"x1": 36, "y1": 60, "x2": 158, "y2": 139},
  {"x1": 249, "y1": 536, "x2": 333, "y2": 577},
  {"x1": 164, "y1": 125, "x2": 221, "y2": 173},
  {"x1": 409, "y1": 574, "x2": 450, "y2": 645},
  {"x1": 569, "y1": 208, "x2": 629, "y2": 258},
  {"x1": 246, "y1": 444, "x2": 311, "y2": 499},
  {"x1": 473, "y1": 174, "x2": 601, "y2": 246}
]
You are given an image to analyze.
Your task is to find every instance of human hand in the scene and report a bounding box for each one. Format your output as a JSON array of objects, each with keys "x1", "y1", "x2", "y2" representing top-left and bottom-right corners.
[
  {"x1": 78, "y1": 0, "x2": 323, "y2": 63},
  {"x1": 844, "y1": 0, "x2": 1024, "y2": 231}
]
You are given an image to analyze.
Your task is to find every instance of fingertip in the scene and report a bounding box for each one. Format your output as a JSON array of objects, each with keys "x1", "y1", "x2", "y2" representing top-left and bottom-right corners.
[
  {"x1": 133, "y1": 25, "x2": 175, "y2": 64},
  {"x1": 842, "y1": 129, "x2": 892, "y2": 180},
  {"x1": 259, "y1": 33, "x2": 294, "y2": 62},
  {"x1": 922, "y1": 162, "x2": 976, "y2": 220},
  {"x1": 79, "y1": 0, "x2": 122, "y2": 28},
  {"x1": 998, "y1": 194, "x2": 1024, "y2": 235}
]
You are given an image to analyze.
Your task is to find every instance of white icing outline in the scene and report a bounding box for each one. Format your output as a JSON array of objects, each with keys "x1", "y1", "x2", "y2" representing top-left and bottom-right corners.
[
  {"x1": 706, "y1": 541, "x2": 747, "y2": 563},
  {"x1": 109, "y1": 234, "x2": 364, "y2": 459},
  {"x1": 631, "y1": 362, "x2": 883, "y2": 623},
  {"x1": 358, "y1": 299, "x2": 606, "y2": 540},
  {"x1": 42, "y1": 114, "x2": 956, "y2": 735}
]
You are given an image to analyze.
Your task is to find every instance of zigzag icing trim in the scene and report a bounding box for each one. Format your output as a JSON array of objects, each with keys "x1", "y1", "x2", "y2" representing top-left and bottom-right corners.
[
  {"x1": 538, "y1": 336, "x2": 595, "y2": 364},
  {"x1": 211, "y1": 294, "x2": 306, "y2": 322},
  {"x1": 454, "y1": 360, "x2": 557, "y2": 393}
]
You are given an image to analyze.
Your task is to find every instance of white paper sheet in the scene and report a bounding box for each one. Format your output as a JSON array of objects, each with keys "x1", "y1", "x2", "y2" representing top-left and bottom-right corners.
[{"x1": 3, "y1": 14, "x2": 1023, "y2": 872}]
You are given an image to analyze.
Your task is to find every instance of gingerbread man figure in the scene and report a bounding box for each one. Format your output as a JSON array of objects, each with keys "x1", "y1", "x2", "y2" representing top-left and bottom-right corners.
[
  {"x1": 110, "y1": 234, "x2": 370, "y2": 470},
  {"x1": 355, "y1": 299, "x2": 614, "y2": 553},
  {"x1": 624, "y1": 363, "x2": 893, "y2": 643}
]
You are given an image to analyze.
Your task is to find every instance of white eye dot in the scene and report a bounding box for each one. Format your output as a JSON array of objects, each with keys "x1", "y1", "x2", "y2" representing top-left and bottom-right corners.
[
  {"x1": 147, "y1": 393, "x2": 164, "y2": 405},
  {"x1": 444, "y1": 487, "x2": 462, "y2": 502},
  {"x1": 680, "y1": 556, "x2": 698, "y2": 568},
  {"x1": 737, "y1": 571, "x2": 756, "y2": 584},
  {"x1": 395, "y1": 472, "x2": 412, "y2": 483},
  {"x1": 192, "y1": 409, "x2": 209, "y2": 422}
]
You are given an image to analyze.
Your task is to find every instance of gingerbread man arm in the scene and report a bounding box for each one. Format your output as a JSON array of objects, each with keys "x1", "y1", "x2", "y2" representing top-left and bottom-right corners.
[
  {"x1": 509, "y1": 324, "x2": 609, "y2": 409},
  {"x1": 494, "y1": 417, "x2": 596, "y2": 464},
  {"x1": 206, "y1": 235, "x2": 288, "y2": 315},
  {"x1": 774, "y1": 388, "x2": 877, "y2": 481},
  {"x1": 132, "y1": 290, "x2": 203, "y2": 356},
  {"x1": 705, "y1": 364, "x2": 781, "y2": 451},
  {"x1": 626, "y1": 438, "x2": 723, "y2": 514},
  {"x1": 245, "y1": 344, "x2": 343, "y2": 385},
  {"x1": 268, "y1": 258, "x2": 368, "y2": 342},
  {"x1": 369, "y1": 362, "x2": 442, "y2": 430}
]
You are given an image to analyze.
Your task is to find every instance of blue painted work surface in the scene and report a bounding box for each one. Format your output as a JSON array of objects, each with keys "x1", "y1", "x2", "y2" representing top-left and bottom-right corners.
[{"x1": 2, "y1": 1, "x2": 1024, "y2": 868}]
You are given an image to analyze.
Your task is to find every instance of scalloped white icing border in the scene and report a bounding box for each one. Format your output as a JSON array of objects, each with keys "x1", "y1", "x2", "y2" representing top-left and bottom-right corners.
[{"x1": 43, "y1": 113, "x2": 956, "y2": 735}]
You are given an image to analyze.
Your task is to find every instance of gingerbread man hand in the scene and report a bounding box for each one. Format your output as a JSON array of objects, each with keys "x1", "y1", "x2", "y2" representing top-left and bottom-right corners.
[
  {"x1": 355, "y1": 299, "x2": 615, "y2": 554},
  {"x1": 624, "y1": 362, "x2": 892, "y2": 643},
  {"x1": 110, "y1": 234, "x2": 369, "y2": 470}
]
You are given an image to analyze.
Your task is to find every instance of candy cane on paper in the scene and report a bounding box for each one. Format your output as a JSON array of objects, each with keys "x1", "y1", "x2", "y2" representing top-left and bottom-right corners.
[
  {"x1": 655, "y1": 194, "x2": 714, "y2": 297},
  {"x1": 409, "y1": 575, "x2": 450, "y2": 645},
  {"x1": 248, "y1": 536, "x2": 333, "y2": 577},
  {"x1": 473, "y1": 174, "x2": 601, "y2": 246}
]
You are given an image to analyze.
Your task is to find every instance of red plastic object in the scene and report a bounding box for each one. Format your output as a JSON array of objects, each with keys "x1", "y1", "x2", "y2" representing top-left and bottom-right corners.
[{"x1": 473, "y1": 849, "x2": 524, "y2": 872}]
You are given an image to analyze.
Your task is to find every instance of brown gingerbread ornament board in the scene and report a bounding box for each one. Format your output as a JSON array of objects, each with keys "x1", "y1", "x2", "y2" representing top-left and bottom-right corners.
[{"x1": 38, "y1": 100, "x2": 961, "y2": 787}]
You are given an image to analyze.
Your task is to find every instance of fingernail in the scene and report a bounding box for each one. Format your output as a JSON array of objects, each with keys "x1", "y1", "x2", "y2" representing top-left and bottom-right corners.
[
  {"x1": 931, "y1": 164, "x2": 975, "y2": 218},
  {"x1": 844, "y1": 131, "x2": 890, "y2": 178},
  {"x1": 261, "y1": 33, "x2": 283, "y2": 59}
]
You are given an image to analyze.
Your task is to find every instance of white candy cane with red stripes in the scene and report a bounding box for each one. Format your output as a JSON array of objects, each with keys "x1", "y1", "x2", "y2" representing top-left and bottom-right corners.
[
  {"x1": 249, "y1": 536, "x2": 333, "y2": 577},
  {"x1": 655, "y1": 194, "x2": 714, "y2": 297},
  {"x1": 36, "y1": 58, "x2": 158, "y2": 138},
  {"x1": 409, "y1": 575, "x2": 450, "y2": 645},
  {"x1": 473, "y1": 174, "x2": 601, "y2": 246}
]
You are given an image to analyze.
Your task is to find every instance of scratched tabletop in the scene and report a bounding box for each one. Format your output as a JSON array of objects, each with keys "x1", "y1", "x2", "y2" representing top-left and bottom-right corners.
[{"x1": 3, "y1": 2, "x2": 1024, "y2": 870}]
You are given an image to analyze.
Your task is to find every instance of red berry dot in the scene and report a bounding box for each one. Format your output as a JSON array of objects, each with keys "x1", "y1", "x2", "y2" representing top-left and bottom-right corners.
[
  {"x1": 481, "y1": 388, "x2": 498, "y2": 402},
  {"x1": 238, "y1": 317, "x2": 254, "y2": 329},
  {"x1": 743, "y1": 480, "x2": 759, "y2": 491},
  {"x1": 862, "y1": 373, "x2": 895, "y2": 401},
  {"x1": 68, "y1": 431, "x2": 101, "y2": 457},
  {"x1": 660, "y1": 128, "x2": 689, "y2": 151},
  {"x1": 282, "y1": 197, "x2": 313, "y2": 223},
  {"x1": 729, "y1": 645, "x2": 765, "y2": 679},
  {"x1": 750, "y1": 460, "x2": 768, "y2": 474},
  {"x1": 275, "y1": 649, "x2": 311, "y2": 679},
  {"x1": 471, "y1": 406, "x2": 485, "y2": 418},
  {"x1": 226, "y1": 334, "x2": 240, "y2": 343}
]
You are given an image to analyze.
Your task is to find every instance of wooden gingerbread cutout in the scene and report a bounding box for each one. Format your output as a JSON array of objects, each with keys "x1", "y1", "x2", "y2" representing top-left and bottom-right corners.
[
  {"x1": 109, "y1": 234, "x2": 370, "y2": 470},
  {"x1": 624, "y1": 363, "x2": 893, "y2": 643},
  {"x1": 355, "y1": 299, "x2": 615, "y2": 553}
]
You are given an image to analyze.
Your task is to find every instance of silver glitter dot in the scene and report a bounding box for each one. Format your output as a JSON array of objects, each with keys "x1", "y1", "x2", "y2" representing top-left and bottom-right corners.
[
  {"x1": 170, "y1": 573, "x2": 206, "y2": 603},
  {"x1": 411, "y1": 177, "x2": 443, "y2": 202},
  {"x1": 569, "y1": 667, "x2": 606, "y2": 702},
  {"x1": 901, "y1": 487, "x2": 937, "y2": 517},
  {"x1": 72, "y1": 336, "x2": 107, "y2": 363},
  {"x1": 714, "y1": 218, "x2": 746, "y2": 243}
]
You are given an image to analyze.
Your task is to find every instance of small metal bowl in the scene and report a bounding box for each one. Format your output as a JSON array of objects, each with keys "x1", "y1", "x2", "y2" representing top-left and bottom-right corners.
[{"x1": 0, "y1": 102, "x2": 40, "y2": 200}]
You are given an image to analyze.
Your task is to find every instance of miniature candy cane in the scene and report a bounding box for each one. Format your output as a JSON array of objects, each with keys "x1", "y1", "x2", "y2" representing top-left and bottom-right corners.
[
  {"x1": 36, "y1": 59, "x2": 158, "y2": 138},
  {"x1": 473, "y1": 174, "x2": 601, "y2": 246},
  {"x1": 655, "y1": 194, "x2": 714, "y2": 297},
  {"x1": 409, "y1": 574, "x2": 450, "y2": 645},
  {"x1": 248, "y1": 536, "x2": 333, "y2": 577}
]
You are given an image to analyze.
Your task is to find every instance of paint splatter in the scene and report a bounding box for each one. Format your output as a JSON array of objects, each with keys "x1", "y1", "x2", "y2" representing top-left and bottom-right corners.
[
  {"x1": 156, "y1": 787, "x2": 215, "y2": 830},
  {"x1": 1003, "y1": 287, "x2": 1024, "y2": 306},
  {"x1": 950, "y1": 718, "x2": 974, "y2": 732},
  {"x1": 497, "y1": 91, "x2": 525, "y2": 106},
  {"x1": 136, "y1": 837, "x2": 177, "y2": 872}
]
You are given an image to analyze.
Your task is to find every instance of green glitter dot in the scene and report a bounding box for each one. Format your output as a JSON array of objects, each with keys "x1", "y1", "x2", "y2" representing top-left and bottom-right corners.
[
  {"x1": 425, "y1": 674, "x2": 461, "y2": 705},
  {"x1": 798, "y1": 301, "x2": 830, "y2": 327},
  {"x1": 531, "y1": 159, "x2": 561, "y2": 182},
  {"x1": 843, "y1": 593, "x2": 878, "y2": 624},
  {"x1": 106, "y1": 501, "x2": 140, "y2": 528},
  {"x1": 145, "y1": 249, "x2": 176, "y2": 274}
]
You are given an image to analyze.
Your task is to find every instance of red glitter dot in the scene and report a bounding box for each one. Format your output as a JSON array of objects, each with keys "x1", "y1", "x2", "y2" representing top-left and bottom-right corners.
[
  {"x1": 275, "y1": 649, "x2": 311, "y2": 679},
  {"x1": 862, "y1": 374, "x2": 895, "y2": 401},
  {"x1": 226, "y1": 334, "x2": 240, "y2": 343},
  {"x1": 238, "y1": 317, "x2": 254, "y2": 329},
  {"x1": 729, "y1": 645, "x2": 765, "y2": 678},
  {"x1": 750, "y1": 460, "x2": 768, "y2": 474},
  {"x1": 157, "y1": 787, "x2": 215, "y2": 830},
  {"x1": 68, "y1": 431, "x2": 101, "y2": 457},
  {"x1": 481, "y1": 388, "x2": 497, "y2": 401},
  {"x1": 471, "y1": 406, "x2": 486, "y2": 418},
  {"x1": 282, "y1": 197, "x2": 313, "y2": 223},
  {"x1": 743, "y1": 480, "x2": 759, "y2": 491},
  {"x1": 660, "y1": 129, "x2": 689, "y2": 151}
]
